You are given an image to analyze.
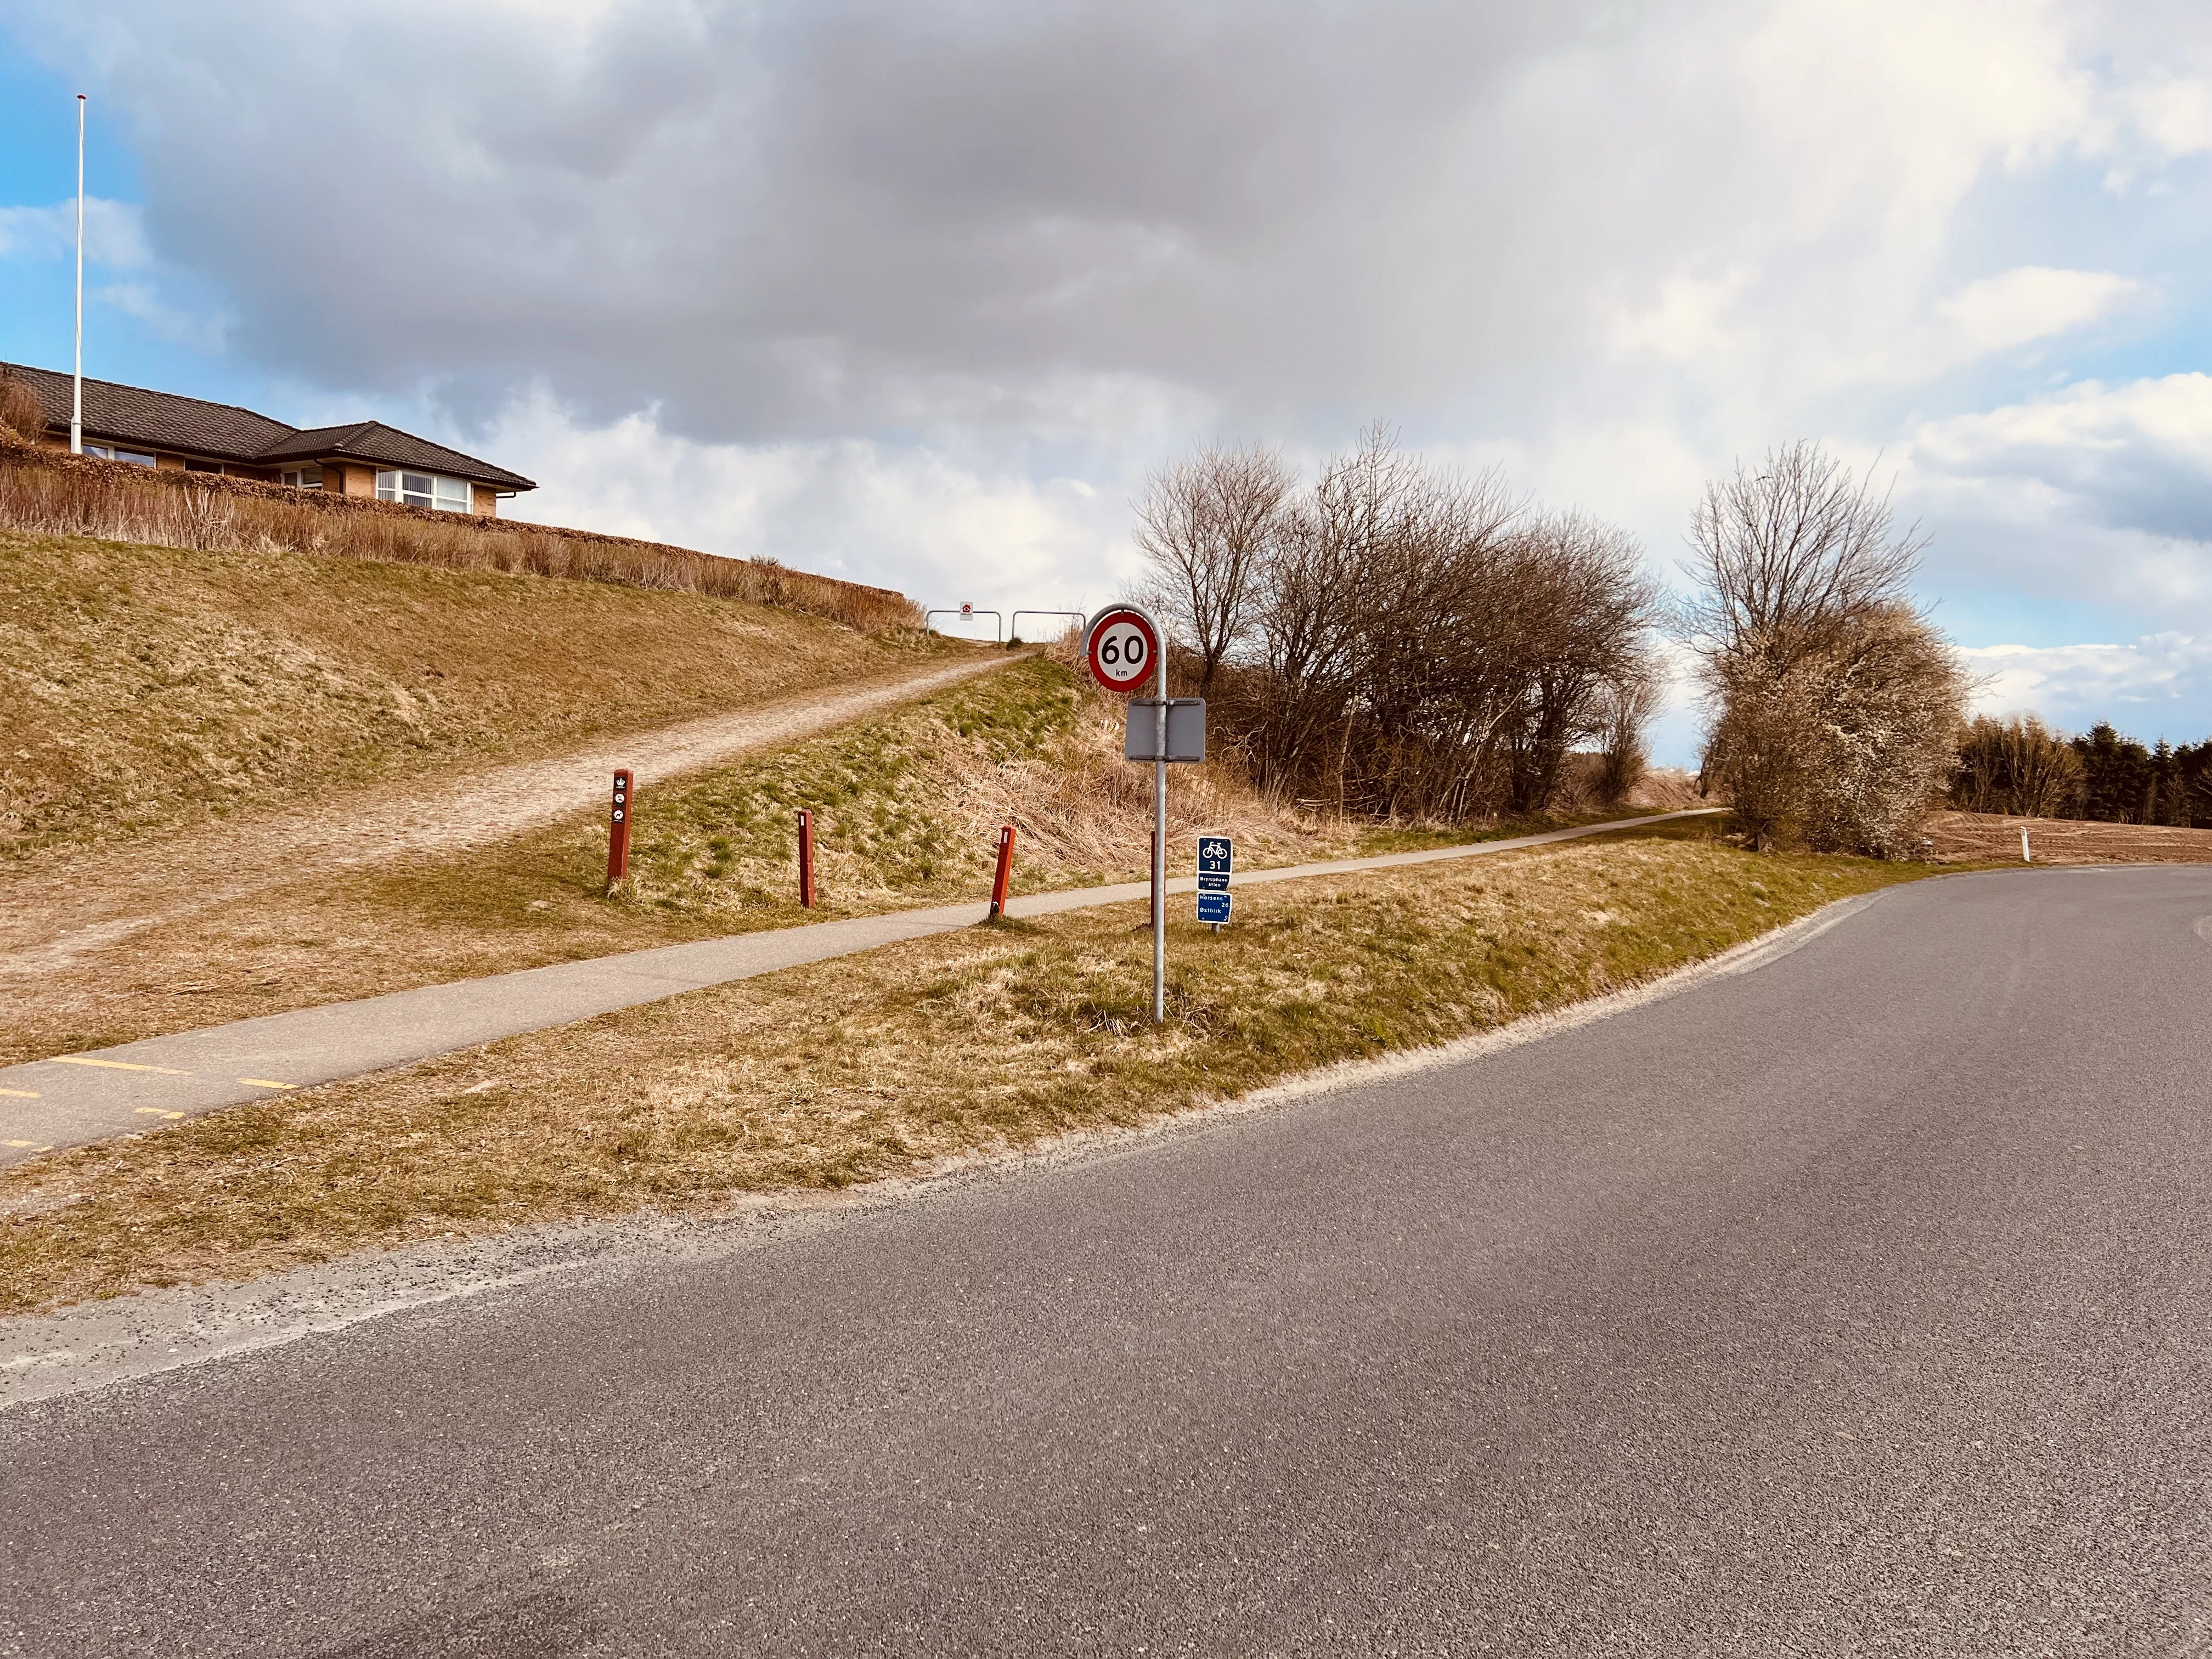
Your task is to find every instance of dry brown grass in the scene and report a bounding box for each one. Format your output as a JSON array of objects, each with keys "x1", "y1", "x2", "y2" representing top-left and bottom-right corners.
[
  {"x1": 1923, "y1": 809, "x2": 2212, "y2": 865},
  {"x1": 1625, "y1": 766, "x2": 1706, "y2": 811},
  {"x1": 0, "y1": 437, "x2": 918, "y2": 633},
  {"x1": 1548, "y1": 756, "x2": 1707, "y2": 814},
  {"x1": 0, "y1": 374, "x2": 45, "y2": 443},
  {"x1": 0, "y1": 659, "x2": 1655, "y2": 1066},
  {"x1": 1, "y1": 528, "x2": 954, "y2": 859},
  {"x1": 0, "y1": 828, "x2": 1932, "y2": 1313}
]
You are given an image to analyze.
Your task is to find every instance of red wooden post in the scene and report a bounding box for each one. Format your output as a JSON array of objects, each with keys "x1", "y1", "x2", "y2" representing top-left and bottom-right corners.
[
  {"x1": 797, "y1": 809, "x2": 816, "y2": 909},
  {"x1": 606, "y1": 769, "x2": 633, "y2": 888},
  {"x1": 988, "y1": 824, "x2": 1017, "y2": 918}
]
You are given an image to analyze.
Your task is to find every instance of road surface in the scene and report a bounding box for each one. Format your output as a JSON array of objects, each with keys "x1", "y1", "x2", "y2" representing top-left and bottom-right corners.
[
  {"x1": 2, "y1": 866, "x2": 2208, "y2": 1655},
  {"x1": 0, "y1": 810, "x2": 1718, "y2": 1166}
]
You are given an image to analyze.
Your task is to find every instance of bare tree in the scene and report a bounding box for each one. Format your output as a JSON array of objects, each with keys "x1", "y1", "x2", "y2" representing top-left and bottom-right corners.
[
  {"x1": 1135, "y1": 443, "x2": 1294, "y2": 696},
  {"x1": 1684, "y1": 442, "x2": 1921, "y2": 664},
  {"x1": 1245, "y1": 427, "x2": 1429, "y2": 799},
  {"x1": 1184, "y1": 425, "x2": 1661, "y2": 822},
  {"x1": 1593, "y1": 660, "x2": 1664, "y2": 806},
  {"x1": 1684, "y1": 443, "x2": 1966, "y2": 854},
  {"x1": 1495, "y1": 511, "x2": 1656, "y2": 814}
]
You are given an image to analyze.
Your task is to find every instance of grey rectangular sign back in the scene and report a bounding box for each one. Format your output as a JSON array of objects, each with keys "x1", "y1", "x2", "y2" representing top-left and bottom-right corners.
[{"x1": 1124, "y1": 698, "x2": 1205, "y2": 763}]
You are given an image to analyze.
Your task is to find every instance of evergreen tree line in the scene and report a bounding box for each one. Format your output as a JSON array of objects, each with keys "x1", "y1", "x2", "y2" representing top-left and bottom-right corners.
[{"x1": 1953, "y1": 713, "x2": 2212, "y2": 826}]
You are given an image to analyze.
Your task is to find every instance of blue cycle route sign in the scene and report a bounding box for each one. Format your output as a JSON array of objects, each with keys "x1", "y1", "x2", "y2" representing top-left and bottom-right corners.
[{"x1": 1196, "y1": 835, "x2": 1232, "y2": 924}]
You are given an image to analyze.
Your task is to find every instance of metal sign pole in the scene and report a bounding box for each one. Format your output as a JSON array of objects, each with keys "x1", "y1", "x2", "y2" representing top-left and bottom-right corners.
[
  {"x1": 1083, "y1": 603, "x2": 1174, "y2": 1028},
  {"x1": 1152, "y1": 654, "x2": 1167, "y2": 1023}
]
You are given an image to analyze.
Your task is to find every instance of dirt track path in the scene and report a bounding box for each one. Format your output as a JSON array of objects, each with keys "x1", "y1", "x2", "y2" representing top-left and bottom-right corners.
[{"x1": 1, "y1": 653, "x2": 1020, "y2": 979}]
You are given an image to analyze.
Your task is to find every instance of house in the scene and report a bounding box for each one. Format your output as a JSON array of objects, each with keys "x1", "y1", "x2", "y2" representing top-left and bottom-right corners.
[{"x1": 0, "y1": 360, "x2": 534, "y2": 516}]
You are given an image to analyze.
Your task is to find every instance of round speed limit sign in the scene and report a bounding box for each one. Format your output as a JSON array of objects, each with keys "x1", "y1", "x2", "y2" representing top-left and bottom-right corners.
[{"x1": 1084, "y1": 606, "x2": 1160, "y2": 695}]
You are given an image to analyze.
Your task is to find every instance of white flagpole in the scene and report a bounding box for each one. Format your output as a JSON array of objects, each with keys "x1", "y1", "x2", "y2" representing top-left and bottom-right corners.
[{"x1": 71, "y1": 93, "x2": 86, "y2": 455}]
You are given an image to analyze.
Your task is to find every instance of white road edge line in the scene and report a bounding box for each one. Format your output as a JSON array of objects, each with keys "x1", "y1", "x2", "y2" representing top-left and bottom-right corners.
[{"x1": 1238, "y1": 888, "x2": 1890, "y2": 1110}]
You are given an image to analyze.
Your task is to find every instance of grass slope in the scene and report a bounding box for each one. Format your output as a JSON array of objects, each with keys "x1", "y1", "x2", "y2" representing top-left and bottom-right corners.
[
  {"x1": 2, "y1": 657, "x2": 1649, "y2": 1065},
  {"x1": 0, "y1": 529, "x2": 948, "y2": 858},
  {"x1": 0, "y1": 826, "x2": 1932, "y2": 1312}
]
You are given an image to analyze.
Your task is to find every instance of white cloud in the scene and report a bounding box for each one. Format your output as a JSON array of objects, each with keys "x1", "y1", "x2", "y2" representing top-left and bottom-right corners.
[
  {"x1": 1964, "y1": 635, "x2": 2212, "y2": 736},
  {"x1": 1605, "y1": 267, "x2": 1762, "y2": 365},
  {"x1": 10, "y1": 0, "x2": 2212, "y2": 742},
  {"x1": 1917, "y1": 371, "x2": 2212, "y2": 468},
  {"x1": 1908, "y1": 373, "x2": 2212, "y2": 554},
  {"x1": 0, "y1": 197, "x2": 150, "y2": 267},
  {"x1": 97, "y1": 282, "x2": 231, "y2": 352},
  {"x1": 1933, "y1": 266, "x2": 2142, "y2": 358},
  {"x1": 2117, "y1": 74, "x2": 2212, "y2": 157},
  {"x1": 3, "y1": 0, "x2": 2159, "y2": 443},
  {"x1": 484, "y1": 388, "x2": 1131, "y2": 617}
]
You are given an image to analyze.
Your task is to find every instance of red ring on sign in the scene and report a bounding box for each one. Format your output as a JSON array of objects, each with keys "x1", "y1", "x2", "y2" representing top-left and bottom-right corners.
[{"x1": 1084, "y1": 606, "x2": 1160, "y2": 695}]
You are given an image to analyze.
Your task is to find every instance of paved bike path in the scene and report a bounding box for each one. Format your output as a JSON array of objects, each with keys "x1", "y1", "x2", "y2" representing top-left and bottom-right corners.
[{"x1": 0, "y1": 809, "x2": 1719, "y2": 1165}]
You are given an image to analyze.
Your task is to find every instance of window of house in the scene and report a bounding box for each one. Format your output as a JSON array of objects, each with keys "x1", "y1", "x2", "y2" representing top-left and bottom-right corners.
[
  {"x1": 82, "y1": 443, "x2": 156, "y2": 467},
  {"x1": 280, "y1": 466, "x2": 323, "y2": 489},
  {"x1": 375, "y1": 470, "x2": 472, "y2": 512},
  {"x1": 183, "y1": 458, "x2": 224, "y2": 474}
]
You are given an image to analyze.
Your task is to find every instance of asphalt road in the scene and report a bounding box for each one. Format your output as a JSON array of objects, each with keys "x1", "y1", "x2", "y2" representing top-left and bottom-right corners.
[
  {"x1": 3, "y1": 866, "x2": 2209, "y2": 1656},
  {"x1": 0, "y1": 810, "x2": 1716, "y2": 1166}
]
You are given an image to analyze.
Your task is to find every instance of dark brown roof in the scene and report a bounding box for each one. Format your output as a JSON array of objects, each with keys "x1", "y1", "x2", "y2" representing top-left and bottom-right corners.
[
  {"x1": 0, "y1": 360, "x2": 535, "y2": 490},
  {"x1": 257, "y1": 422, "x2": 534, "y2": 489},
  {"x1": 2, "y1": 361, "x2": 294, "y2": 460}
]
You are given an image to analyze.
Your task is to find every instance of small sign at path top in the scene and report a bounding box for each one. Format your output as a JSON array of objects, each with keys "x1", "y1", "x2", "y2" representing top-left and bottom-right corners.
[{"x1": 1084, "y1": 605, "x2": 1160, "y2": 695}]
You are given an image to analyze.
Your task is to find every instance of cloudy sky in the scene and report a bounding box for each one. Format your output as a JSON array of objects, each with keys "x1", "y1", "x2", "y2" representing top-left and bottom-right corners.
[{"x1": 5, "y1": 0, "x2": 2212, "y2": 760}]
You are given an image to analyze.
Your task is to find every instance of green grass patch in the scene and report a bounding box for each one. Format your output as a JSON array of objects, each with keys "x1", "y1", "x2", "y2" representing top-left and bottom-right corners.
[{"x1": 356, "y1": 656, "x2": 1087, "y2": 940}]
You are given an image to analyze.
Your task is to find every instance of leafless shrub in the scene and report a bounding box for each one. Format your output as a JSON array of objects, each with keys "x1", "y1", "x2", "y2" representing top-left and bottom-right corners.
[
  {"x1": 0, "y1": 373, "x2": 48, "y2": 442},
  {"x1": 1178, "y1": 427, "x2": 1659, "y2": 821},
  {"x1": 1593, "y1": 664, "x2": 1663, "y2": 805},
  {"x1": 1684, "y1": 443, "x2": 1967, "y2": 854},
  {"x1": 0, "y1": 437, "x2": 921, "y2": 634},
  {"x1": 1497, "y1": 511, "x2": 1659, "y2": 814},
  {"x1": 1951, "y1": 713, "x2": 2085, "y2": 817},
  {"x1": 1135, "y1": 444, "x2": 1291, "y2": 695}
]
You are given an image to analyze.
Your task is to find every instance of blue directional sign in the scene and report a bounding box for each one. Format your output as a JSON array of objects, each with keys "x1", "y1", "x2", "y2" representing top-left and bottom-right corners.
[{"x1": 1196, "y1": 836, "x2": 1232, "y2": 923}]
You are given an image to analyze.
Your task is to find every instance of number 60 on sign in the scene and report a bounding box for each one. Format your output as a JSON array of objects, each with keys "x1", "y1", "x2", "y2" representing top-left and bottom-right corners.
[{"x1": 1084, "y1": 606, "x2": 1159, "y2": 695}]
